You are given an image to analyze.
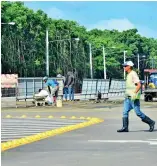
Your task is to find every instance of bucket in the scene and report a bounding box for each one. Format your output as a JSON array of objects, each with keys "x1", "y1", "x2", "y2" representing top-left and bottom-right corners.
[{"x1": 56, "y1": 99, "x2": 62, "y2": 107}]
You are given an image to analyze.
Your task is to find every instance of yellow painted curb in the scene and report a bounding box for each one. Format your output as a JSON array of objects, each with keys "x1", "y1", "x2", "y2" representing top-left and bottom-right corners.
[
  {"x1": 1, "y1": 117, "x2": 104, "y2": 152},
  {"x1": 60, "y1": 116, "x2": 66, "y2": 119},
  {"x1": 35, "y1": 115, "x2": 40, "y2": 118},
  {"x1": 48, "y1": 116, "x2": 54, "y2": 118},
  {"x1": 5, "y1": 115, "x2": 12, "y2": 118},
  {"x1": 21, "y1": 115, "x2": 27, "y2": 118},
  {"x1": 70, "y1": 116, "x2": 77, "y2": 119},
  {"x1": 3, "y1": 115, "x2": 99, "y2": 120}
]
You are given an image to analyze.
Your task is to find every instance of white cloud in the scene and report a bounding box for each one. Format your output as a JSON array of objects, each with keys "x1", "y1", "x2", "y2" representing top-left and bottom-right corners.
[
  {"x1": 136, "y1": 25, "x2": 157, "y2": 39},
  {"x1": 87, "y1": 18, "x2": 135, "y2": 32},
  {"x1": 87, "y1": 18, "x2": 157, "y2": 38},
  {"x1": 46, "y1": 7, "x2": 65, "y2": 19}
]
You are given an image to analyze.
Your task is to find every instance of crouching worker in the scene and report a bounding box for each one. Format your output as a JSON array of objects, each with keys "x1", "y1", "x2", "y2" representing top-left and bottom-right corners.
[
  {"x1": 34, "y1": 88, "x2": 52, "y2": 106},
  {"x1": 43, "y1": 76, "x2": 59, "y2": 105}
]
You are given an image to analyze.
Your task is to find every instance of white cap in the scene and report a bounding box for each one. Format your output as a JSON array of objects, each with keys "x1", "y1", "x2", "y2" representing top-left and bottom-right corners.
[
  {"x1": 43, "y1": 76, "x2": 48, "y2": 81},
  {"x1": 57, "y1": 74, "x2": 62, "y2": 78},
  {"x1": 122, "y1": 61, "x2": 134, "y2": 67}
]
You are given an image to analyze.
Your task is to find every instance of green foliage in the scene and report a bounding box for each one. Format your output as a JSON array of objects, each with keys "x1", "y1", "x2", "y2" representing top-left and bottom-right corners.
[{"x1": 1, "y1": 1, "x2": 157, "y2": 80}]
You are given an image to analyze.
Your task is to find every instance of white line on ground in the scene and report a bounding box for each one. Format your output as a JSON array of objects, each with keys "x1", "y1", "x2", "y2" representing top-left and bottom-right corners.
[
  {"x1": 1, "y1": 131, "x2": 47, "y2": 135},
  {"x1": 1, "y1": 127, "x2": 59, "y2": 131},
  {"x1": 88, "y1": 140, "x2": 157, "y2": 145},
  {"x1": 148, "y1": 139, "x2": 157, "y2": 141},
  {"x1": 2, "y1": 125, "x2": 72, "y2": 128}
]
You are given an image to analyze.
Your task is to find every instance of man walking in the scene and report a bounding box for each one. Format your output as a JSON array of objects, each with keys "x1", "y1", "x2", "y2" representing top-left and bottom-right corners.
[{"x1": 117, "y1": 61, "x2": 155, "y2": 132}]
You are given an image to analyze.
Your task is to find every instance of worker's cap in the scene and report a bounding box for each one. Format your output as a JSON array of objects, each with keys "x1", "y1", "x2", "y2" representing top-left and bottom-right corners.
[
  {"x1": 56, "y1": 74, "x2": 62, "y2": 78},
  {"x1": 43, "y1": 76, "x2": 48, "y2": 81},
  {"x1": 122, "y1": 61, "x2": 134, "y2": 67}
]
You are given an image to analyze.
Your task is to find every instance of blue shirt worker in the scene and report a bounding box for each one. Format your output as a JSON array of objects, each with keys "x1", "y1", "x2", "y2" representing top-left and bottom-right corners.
[{"x1": 43, "y1": 76, "x2": 59, "y2": 101}]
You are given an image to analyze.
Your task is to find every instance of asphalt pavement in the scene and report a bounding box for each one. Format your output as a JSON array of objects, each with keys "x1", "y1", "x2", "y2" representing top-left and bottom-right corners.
[{"x1": 1, "y1": 100, "x2": 157, "y2": 166}]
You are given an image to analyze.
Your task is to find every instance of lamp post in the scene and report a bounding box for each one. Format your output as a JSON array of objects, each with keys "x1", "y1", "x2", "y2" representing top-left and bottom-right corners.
[
  {"x1": 102, "y1": 46, "x2": 106, "y2": 79},
  {"x1": 46, "y1": 29, "x2": 49, "y2": 76},
  {"x1": 130, "y1": 54, "x2": 146, "y2": 74},
  {"x1": 46, "y1": 28, "x2": 79, "y2": 76},
  {"x1": 89, "y1": 43, "x2": 93, "y2": 79},
  {"x1": 102, "y1": 46, "x2": 116, "y2": 79},
  {"x1": 1, "y1": 22, "x2": 16, "y2": 74},
  {"x1": 1, "y1": 22, "x2": 15, "y2": 25},
  {"x1": 137, "y1": 53, "x2": 140, "y2": 72},
  {"x1": 123, "y1": 50, "x2": 127, "y2": 79}
]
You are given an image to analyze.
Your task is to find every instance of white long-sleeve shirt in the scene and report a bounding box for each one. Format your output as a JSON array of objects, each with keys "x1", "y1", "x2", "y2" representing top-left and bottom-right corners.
[{"x1": 35, "y1": 90, "x2": 52, "y2": 103}]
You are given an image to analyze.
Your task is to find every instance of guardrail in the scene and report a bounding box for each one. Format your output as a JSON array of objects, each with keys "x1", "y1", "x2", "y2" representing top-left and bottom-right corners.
[
  {"x1": 1, "y1": 76, "x2": 64, "y2": 107},
  {"x1": 1, "y1": 77, "x2": 64, "y2": 98},
  {"x1": 1, "y1": 76, "x2": 126, "y2": 107},
  {"x1": 81, "y1": 78, "x2": 126, "y2": 100},
  {"x1": 17, "y1": 77, "x2": 64, "y2": 99}
]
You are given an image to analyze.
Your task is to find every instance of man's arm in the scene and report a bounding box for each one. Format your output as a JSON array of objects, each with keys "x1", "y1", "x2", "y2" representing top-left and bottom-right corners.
[
  {"x1": 133, "y1": 71, "x2": 141, "y2": 93},
  {"x1": 134, "y1": 82, "x2": 141, "y2": 93}
]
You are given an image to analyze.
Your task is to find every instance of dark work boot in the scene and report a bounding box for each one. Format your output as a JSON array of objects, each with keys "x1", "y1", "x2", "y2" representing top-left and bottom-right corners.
[
  {"x1": 117, "y1": 117, "x2": 129, "y2": 132},
  {"x1": 142, "y1": 116, "x2": 155, "y2": 132}
]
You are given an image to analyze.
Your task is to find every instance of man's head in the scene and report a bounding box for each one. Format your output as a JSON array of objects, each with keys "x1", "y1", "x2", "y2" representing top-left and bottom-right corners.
[
  {"x1": 43, "y1": 76, "x2": 48, "y2": 83},
  {"x1": 122, "y1": 61, "x2": 134, "y2": 73}
]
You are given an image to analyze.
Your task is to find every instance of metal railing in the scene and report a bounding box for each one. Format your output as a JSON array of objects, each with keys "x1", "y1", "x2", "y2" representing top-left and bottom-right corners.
[{"x1": 81, "y1": 78, "x2": 126, "y2": 100}]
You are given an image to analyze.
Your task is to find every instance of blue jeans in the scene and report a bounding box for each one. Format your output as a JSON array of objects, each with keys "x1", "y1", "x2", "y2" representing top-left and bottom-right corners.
[
  {"x1": 123, "y1": 98, "x2": 146, "y2": 119},
  {"x1": 68, "y1": 87, "x2": 74, "y2": 101},
  {"x1": 63, "y1": 87, "x2": 68, "y2": 100}
]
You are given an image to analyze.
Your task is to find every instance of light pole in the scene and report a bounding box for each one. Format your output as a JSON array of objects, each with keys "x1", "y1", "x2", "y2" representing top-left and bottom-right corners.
[
  {"x1": 123, "y1": 50, "x2": 127, "y2": 79},
  {"x1": 89, "y1": 43, "x2": 93, "y2": 79},
  {"x1": 151, "y1": 57, "x2": 155, "y2": 69},
  {"x1": 102, "y1": 46, "x2": 116, "y2": 79},
  {"x1": 1, "y1": 22, "x2": 16, "y2": 74},
  {"x1": 90, "y1": 45, "x2": 116, "y2": 80},
  {"x1": 131, "y1": 54, "x2": 146, "y2": 74},
  {"x1": 137, "y1": 53, "x2": 140, "y2": 72},
  {"x1": 102, "y1": 46, "x2": 106, "y2": 79},
  {"x1": 1, "y1": 22, "x2": 15, "y2": 25},
  {"x1": 46, "y1": 28, "x2": 79, "y2": 76},
  {"x1": 46, "y1": 28, "x2": 49, "y2": 76}
]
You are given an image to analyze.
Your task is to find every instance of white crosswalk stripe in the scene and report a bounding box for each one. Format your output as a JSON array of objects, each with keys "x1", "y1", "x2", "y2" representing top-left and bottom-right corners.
[{"x1": 1, "y1": 118, "x2": 85, "y2": 142}]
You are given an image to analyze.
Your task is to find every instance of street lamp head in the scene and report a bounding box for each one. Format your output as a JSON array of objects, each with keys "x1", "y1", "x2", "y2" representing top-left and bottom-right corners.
[
  {"x1": 8, "y1": 22, "x2": 15, "y2": 25},
  {"x1": 74, "y1": 38, "x2": 79, "y2": 41}
]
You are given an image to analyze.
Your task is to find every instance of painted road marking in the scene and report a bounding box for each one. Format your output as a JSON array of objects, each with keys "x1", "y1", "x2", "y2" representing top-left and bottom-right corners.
[
  {"x1": 1, "y1": 118, "x2": 86, "y2": 142},
  {"x1": 1, "y1": 116, "x2": 104, "y2": 151},
  {"x1": 148, "y1": 139, "x2": 157, "y2": 141},
  {"x1": 88, "y1": 140, "x2": 157, "y2": 145}
]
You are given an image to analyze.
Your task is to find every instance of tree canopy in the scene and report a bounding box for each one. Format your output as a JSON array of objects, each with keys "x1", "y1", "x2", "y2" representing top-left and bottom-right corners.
[{"x1": 1, "y1": 1, "x2": 157, "y2": 80}]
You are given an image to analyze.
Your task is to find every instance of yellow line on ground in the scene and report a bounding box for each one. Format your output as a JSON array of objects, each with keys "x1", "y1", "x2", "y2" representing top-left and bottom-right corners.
[
  {"x1": 4, "y1": 115, "x2": 94, "y2": 120},
  {"x1": 1, "y1": 117, "x2": 104, "y2": 152}
]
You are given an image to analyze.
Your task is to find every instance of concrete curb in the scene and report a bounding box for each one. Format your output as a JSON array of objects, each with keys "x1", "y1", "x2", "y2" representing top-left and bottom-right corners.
[{"x1": 1, "y1": 116, "x2": 104, "y2": 152}]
